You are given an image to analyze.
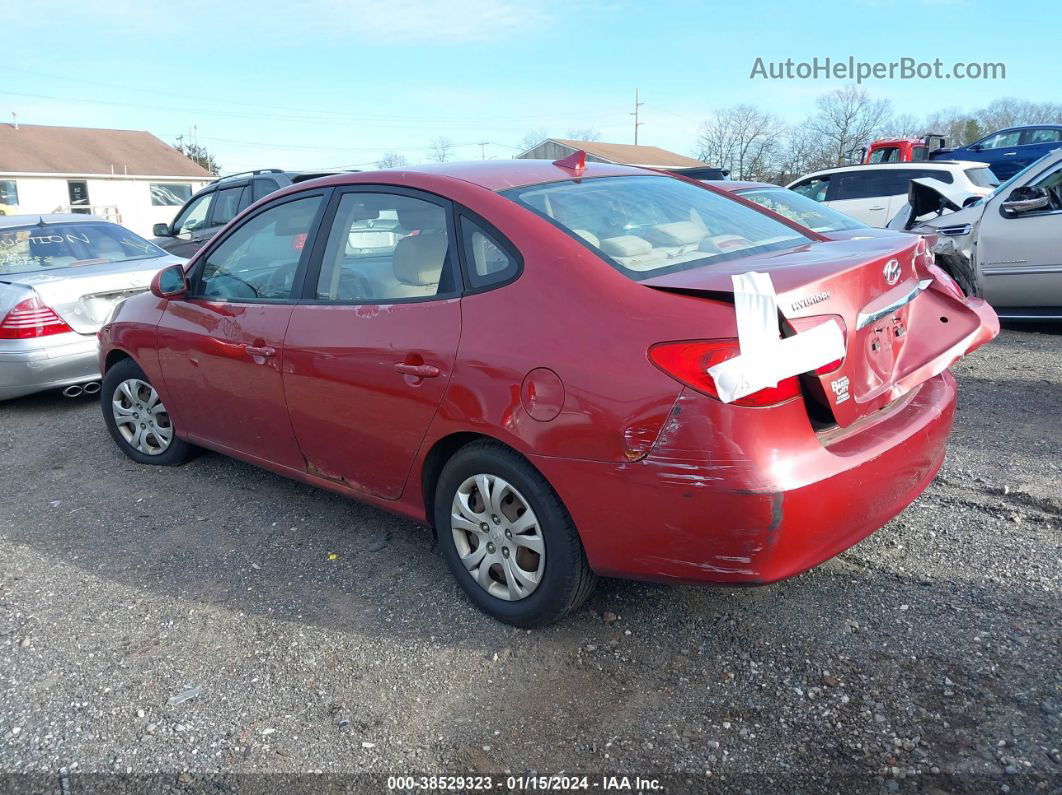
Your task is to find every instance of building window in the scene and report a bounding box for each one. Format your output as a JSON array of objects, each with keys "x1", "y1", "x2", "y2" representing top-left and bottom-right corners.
[
  {"x1": 0, "y1": 180, "x2": 18, "y2": 207},
  {"x1": 150, "y1": 183, "x2": 194, "y2": 206}
]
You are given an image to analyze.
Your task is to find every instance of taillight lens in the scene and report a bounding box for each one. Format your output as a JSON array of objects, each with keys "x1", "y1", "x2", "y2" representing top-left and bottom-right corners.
[
  {"x1": 0, "y1": 296, "x2": 74, "y2": 339},
  {"x1": 648, "y1": 340, "x2": 801, "y2": 407}
]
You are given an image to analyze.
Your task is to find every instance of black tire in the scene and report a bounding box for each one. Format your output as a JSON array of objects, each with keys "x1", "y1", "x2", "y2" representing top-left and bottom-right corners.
[
  {"x1": 434, "y1": 440, "x2": 596, "y2": 627},
  {"x1": 100, "y1": 358, "x2": 198, "y2": 466},
  {"x1": 939, "y1": 252, "x2": 978, "y2": 297}
]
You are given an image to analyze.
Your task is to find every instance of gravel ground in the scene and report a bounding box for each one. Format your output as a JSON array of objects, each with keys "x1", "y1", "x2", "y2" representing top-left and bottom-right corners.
[{"x1": 0, "y1": 325, "x2": 1059, "y2": 794}]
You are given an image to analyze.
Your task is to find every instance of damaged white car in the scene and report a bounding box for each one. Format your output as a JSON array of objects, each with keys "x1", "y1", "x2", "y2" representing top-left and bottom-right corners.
[{"x1": 888, "y1": 149, "x2": 1062, "y2": 320}]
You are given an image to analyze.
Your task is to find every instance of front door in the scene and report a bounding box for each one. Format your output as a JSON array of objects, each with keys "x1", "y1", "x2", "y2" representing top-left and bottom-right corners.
[
  {"x1": 977, "y1": 160, "x2": 1062, "y2": 309},
  {"x1": 283, "y1": 188, "x2": 463, "y2": 499},
  {"x1": 156, "y1": 191, "x2": 328, "y2": 467}
]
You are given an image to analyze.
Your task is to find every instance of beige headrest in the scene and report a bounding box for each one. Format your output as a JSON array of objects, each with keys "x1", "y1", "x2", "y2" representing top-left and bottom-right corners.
[
  {"x1": 393, "y1": 232, "x2": 448, "y2": 285},
  {"x1": 572, "y1": 228, "x2": 601, "y2": 247},
  {"x1": 642, "y1": 221, "x2": 707, "y2": 247},
  {"x1": 599, "y1": 235, "x2": 652, "y2": 258}
]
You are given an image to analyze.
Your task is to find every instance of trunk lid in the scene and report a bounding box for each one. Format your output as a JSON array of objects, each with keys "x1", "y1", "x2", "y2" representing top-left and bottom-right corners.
[
  {"x1": 0, "y1": 255, "x2": 181, "y2": 334},
  {"x1": 642, "y1": 237, "x2": 998, "y2": 426}
]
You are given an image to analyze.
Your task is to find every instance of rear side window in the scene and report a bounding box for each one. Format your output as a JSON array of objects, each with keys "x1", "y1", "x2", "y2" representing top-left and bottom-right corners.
[
  {"x1": 460, "y1": 218, "x2": 519, "y2": 289},
  {"x1": 906, "y1": 169, "x2": 954, "y2": 185},
  {"x1": 791, "y1": 176, "x2": 830, "y2": 202},
  {"x1": 253, "y1": 178, "x2": 281, "y2": 202},
  {"x1": 1022, "y1": 128, "x2": 1061, "y2": 145},
  {"x1": 196, "y1": 195, "x2": 323, "y2": 301},
  {"x1": 965, "y1": 167, "x2": 1000, "y2": 188}
]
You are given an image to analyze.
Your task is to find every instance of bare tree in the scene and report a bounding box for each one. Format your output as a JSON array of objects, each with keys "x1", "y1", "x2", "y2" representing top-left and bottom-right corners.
[
  {"x1": 427, "y1": 137, "x2": 454, "y2": 163},
  {"x1": 978, "y1": 98, "x2": 1062, "y2": 131},
  {"x1": 807, "y1": 85, "x2": 892, "y2": 166},
  {"x1": 518, "y1": 128, "x2": 549, "y2": 153},
  {"x1": 376, "y1": 152, "x2": 409, "y2": 169},
  {"x1": 923, "y1": 108, "x2": 982, "y2": 146},
  {"x1": 881, "y1": 113, "x2": 924, "y2": 139},
  {"x1": 695, "y1": 105, "x2": 785, "y2": 181},
  {"x1": 565, "y1": 127, "x2": 602, "y2": 141},
  {"x1": 775, "y1": 120, "x2": 836, "y2": 184}
]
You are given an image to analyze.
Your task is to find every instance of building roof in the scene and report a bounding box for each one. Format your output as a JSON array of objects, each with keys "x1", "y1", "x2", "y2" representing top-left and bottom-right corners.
[
  {"x1": 0, "y1": 124, "x2": 213, "y2": 178},
  {"x1": 535, "y1": 138, "x2": 706, "y2": 168}
]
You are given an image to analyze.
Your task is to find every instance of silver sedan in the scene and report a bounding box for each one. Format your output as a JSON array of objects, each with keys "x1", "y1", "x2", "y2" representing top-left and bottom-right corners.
[{"x1": 1, "y1": 214, "x2": 184, "y2": 400}]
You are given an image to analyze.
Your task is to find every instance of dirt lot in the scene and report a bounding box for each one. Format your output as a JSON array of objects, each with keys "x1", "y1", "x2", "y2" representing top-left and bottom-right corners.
[{"x1": 1, "y1": 325, "x2": 1059, "y2": 794}]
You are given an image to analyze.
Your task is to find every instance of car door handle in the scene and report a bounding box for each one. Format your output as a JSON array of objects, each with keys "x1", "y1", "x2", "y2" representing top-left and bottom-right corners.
[
  {"x1": 245, "y1": 345, "x2": 276, "y2": 357},
  {"x1": 1003, "y1": 152, "x2": 1017, "y2": 156},
  {"x1": 394, "y1": 363, "x2": 440, "y2": 378},
  {"x1": 869, "y1": 206, "x2": 886, "y2": 211}
]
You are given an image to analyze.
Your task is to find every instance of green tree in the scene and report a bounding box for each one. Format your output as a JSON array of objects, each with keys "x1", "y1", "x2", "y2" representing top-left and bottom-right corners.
[{"x1": 174, "y1": 139, "x2": 221, "y2": 175}]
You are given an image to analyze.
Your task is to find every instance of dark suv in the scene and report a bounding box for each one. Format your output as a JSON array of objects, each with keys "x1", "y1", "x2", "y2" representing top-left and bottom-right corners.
[{"x1": 151, "y1": 169, "x2": 339, "y2": 257}]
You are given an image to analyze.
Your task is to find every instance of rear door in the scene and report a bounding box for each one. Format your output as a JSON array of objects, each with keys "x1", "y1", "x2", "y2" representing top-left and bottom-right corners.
[
  {"x1": 825, "y1": 171, "x2": 895, "y2": 226},
  {"x1": 155, "y1": 190, "x2": 329, "y2": 466},
  {"x1": 282, "y1": 187, "x2": 464, "y2": 499},
  {"x1": 979, "y1": 129, "x2": 1024, "y2": 180}
]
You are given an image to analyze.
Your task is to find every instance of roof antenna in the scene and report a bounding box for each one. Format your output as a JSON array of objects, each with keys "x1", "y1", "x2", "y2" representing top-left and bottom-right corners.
[{"x1": 553, "y1": 149, "x2": 586, "y2": 173}]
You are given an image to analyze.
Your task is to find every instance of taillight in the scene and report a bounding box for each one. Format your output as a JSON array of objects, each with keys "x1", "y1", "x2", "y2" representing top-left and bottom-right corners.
[
  {"x1": 648, "y1": 340, "x2": 801, "y2": 407},
  {"x1": 0, "y1": 296, "x2": 74, "y2": 339}
]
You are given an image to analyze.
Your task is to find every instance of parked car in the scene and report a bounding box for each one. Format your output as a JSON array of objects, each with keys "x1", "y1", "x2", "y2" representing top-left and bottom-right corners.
[
  {"x1": 932, "y1": 125, "x2": 1062, "y2": 181},
  {"x1": 0, "y1": 214, "x2": 183, "y2": 400},
  {"x1": 97, "y1": 158, "x2": 997, "y2": 626},
  {"x1": 151, "y1": 168, "x2": 341, "y2": 258},
  {"x1": 889, "y1": 149, "x2": 1062, "y2": 319},
  {"x1": 787, "y1": 162, "x2": 998, "y2": 227},
  {"x1": 666, "y1": 165, "x2": 730, "y2": 180},
  {"x1": 703, "y1": 180, "x2": 900, "y2": 240}
]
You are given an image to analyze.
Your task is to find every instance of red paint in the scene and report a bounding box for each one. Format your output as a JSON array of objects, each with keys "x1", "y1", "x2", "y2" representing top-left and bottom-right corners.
[{"x1": 99, "y1": 160, "x2": 998, "y2": 587}]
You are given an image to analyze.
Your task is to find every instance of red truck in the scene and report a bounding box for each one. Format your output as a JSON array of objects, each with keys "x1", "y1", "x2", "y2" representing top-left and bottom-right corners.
[{"x1": 862, "y1": 134, "x2": 946, "y2": 164}]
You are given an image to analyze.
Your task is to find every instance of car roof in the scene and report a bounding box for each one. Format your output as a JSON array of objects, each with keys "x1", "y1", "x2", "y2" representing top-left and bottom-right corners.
[
  {"x1": 990, "y1": 124, "x2": 1062, "y2": 133},
  {"x1": 296, "y1": 159, "x2": 662, "y2": 193},
  {"x1": 0, "y1": 213, "x2": 107, "y2": 229},
  {"x1": 797, "y1": 160, "x2": 988, "y2": 179}
]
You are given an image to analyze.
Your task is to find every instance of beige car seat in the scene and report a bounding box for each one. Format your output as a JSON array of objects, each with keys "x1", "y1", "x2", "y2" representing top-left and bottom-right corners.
[{"x1": 390, "y1": 204, "x2": 448, "y2": 297}]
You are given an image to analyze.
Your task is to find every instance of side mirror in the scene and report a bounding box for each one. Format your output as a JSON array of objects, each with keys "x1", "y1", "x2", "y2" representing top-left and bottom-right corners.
[
  {"x1": 1002, "y1": 186, "x2": 1050, "y2": 215},
  {"x1": 150, "y1": 264, "x2": 189, "y2": 299},
  {"x1": 967, "y1": 143, "x2": 982, "y2": 152},
  {"x1": 153, "y1": 222, "x2": 173, "y2": 237}
]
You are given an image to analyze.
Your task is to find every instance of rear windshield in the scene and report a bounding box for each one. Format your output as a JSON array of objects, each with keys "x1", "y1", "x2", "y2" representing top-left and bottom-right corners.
[
  {"x1": 501, "y1": 175, "x2": 811, "y2": 280},
  {"x1": 737, "y1": 187, "x2": 866, "y2": 233},
  {"x1": 965, "y1": 167, "x2": 1000, "y2": 189},
  {"x1": 0, "y1": 222, "x2": 166, "y2": 276}
]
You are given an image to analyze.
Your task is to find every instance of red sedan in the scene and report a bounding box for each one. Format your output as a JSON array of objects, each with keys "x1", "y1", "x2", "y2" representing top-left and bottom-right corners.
[{"x1": 97, "y1": 157, "x2": 998, "y2": 626}]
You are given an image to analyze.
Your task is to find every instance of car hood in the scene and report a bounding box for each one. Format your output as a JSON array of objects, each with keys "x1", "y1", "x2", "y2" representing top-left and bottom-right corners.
[{"x1": 0, "y1": 254, "x2": 184, "y2": 334}]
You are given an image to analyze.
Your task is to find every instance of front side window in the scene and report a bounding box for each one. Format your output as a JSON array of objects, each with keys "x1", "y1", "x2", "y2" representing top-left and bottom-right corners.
[
  {"x1": 196, "y1": 195, "x2": 322, "y2": 301},
  {"x1": 1031, "y1": 165, "x2": 1062, "y2": 211},
  {"x1": 174, "y1": 192, "x2": 213, "y2": 235},
  {"x1": 503, "y1": 175, "x2": 810, "y2": 280},
  {"x1": 980, "y1": 131, "x2": 1021, "y2": 149},
  {"x1": 739, "y1": 188, "x2": 865, "y2": 233},
  {"x1": 315, "y1": 192, "x2": 455, "y2": 302},
  {"x1": 0, "y1": 179, "x2": 18, "y2": 206},
  {"x1": 791, "y1": 176, "x2": 830, "y2": 202},
  {"x1": 150, "y1": 183, "x2": 193, "y2": 206},
  {"x1": 210, "y1": 186, "x2": 245, "y2": 227},
  {"x1": 0, "y1": 222, "x2": 166, "y2": 276}
]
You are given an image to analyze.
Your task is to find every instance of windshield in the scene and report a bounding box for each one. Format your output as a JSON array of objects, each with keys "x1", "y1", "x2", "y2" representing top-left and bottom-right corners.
[
  {"x1": 0, "y1": 222, "x2": 166, "y2": 276},
  {"x1": 736, "y1": 187, "x2": 866, "y2": 233},
  {"x1": 502, "y1": 175, "x2": 810, "y2": 280}
]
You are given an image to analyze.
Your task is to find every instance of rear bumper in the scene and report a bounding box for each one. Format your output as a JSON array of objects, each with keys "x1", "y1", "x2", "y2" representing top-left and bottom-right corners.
[
  {"x1": 532, "y1": 371, "x2": 956, "y2": 585},
  {"x1": 0, "y1": 334, "x2": 100, "y2": 400}
]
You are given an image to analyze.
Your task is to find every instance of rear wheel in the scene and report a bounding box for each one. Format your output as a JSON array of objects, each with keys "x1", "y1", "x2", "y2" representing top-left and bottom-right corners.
[
  {"x1": 434, "y1": 441, "x2": 596, "y2": 627},
  {"x1": 101, "y1": 358, "x2": 197, "y2": 466}
]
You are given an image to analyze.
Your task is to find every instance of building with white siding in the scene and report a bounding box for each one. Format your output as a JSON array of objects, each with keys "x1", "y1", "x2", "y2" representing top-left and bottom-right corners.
[{"x1": 0, "y1": 123, "x2": 213, "y2": 237}]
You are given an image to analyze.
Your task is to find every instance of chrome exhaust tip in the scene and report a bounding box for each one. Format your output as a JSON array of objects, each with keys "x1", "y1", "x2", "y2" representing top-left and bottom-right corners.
[
  {"x1": 82, "y1": 381, "x2": 101, "y2": 395},
  {"x1": 62, "y1": 385, "x2": 83, "y2": 398}
]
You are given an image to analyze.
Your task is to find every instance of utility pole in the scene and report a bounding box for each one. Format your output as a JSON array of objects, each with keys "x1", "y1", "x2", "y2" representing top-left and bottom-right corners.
[
  {"x1": 477, "y1": 141, "x2": 489, "y2": 160},
  {"x1": 630, "y1": 88, "x2": 644, "y2": 145}
]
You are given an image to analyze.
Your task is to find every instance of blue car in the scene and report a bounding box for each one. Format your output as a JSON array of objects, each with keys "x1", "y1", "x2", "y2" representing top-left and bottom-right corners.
[{"x1": 933, "y1": 124, "x2": 1062, "y2": 181}]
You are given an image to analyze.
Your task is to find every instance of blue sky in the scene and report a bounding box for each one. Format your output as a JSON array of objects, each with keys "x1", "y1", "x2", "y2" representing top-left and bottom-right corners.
[{"x1": 4, "y1": 0, "x2": 1059, "y2": 173}]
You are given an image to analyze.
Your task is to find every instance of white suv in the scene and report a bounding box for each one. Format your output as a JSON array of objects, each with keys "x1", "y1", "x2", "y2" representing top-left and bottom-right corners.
[{"x1": 787, "y1": 161, "x2": 998, "y2": 227}]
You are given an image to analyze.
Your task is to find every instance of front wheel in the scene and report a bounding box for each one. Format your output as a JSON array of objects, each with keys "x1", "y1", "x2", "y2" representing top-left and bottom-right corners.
[
  {"x1": 434, "y1": 441, "x2": 596, "y2": 627},
  {"x1": 101, "y1": 358, "x2": 198, "y2": 466}
]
